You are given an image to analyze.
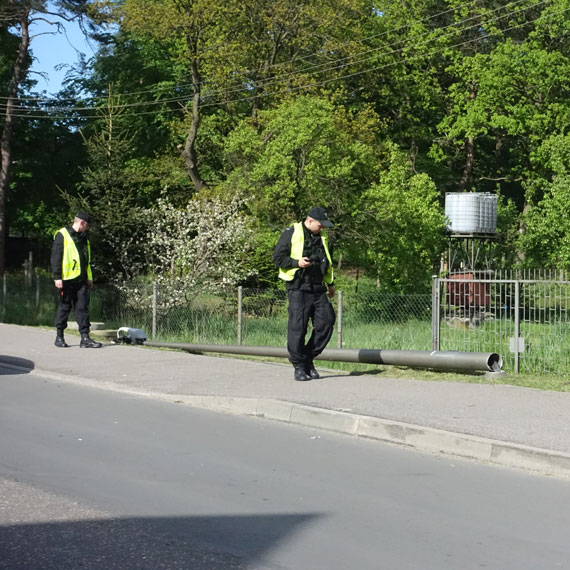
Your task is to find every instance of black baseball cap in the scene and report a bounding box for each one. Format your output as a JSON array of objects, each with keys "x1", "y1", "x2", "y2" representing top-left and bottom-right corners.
[
  {"x1": 307, "y1": 206, "x2": 333, "y2": 227},
  {"x1": 76, "y1": 211, "x2": 91, "y2": 224}
]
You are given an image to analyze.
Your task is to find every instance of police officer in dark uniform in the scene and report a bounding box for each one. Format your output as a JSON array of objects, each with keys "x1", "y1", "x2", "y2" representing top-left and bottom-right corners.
[
  {"x1": 273, "y1": 207, "x2": 336, "y2": 381},
  {"x1": 50, "y1": 212, "x2": 102, "y2": 348}
]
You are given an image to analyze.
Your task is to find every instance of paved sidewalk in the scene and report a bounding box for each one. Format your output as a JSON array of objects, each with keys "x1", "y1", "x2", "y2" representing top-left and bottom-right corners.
[{"x1": 2, "y1": 323, "x2": 570, "y2": 478}]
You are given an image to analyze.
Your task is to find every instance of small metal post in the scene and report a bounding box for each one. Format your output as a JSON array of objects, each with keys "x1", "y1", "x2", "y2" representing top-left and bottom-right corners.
[
  {"x1": 237, "y1": 286, "x2": 243, "y2": 345},
  {"x1": 152, "y1": 282, "x2": 157, "y2": 341},
  {"x1": 337, "y1": 290, "x2": 343, "y2": 348},
  {"x1": 432, "y1": 275, "x2": 441, "y2": 351}
]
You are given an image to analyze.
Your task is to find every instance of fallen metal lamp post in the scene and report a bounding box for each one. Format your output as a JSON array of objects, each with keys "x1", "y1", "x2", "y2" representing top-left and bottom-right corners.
[{"x1": 143, "y1": 341, "x2": 504, "y2": 376}]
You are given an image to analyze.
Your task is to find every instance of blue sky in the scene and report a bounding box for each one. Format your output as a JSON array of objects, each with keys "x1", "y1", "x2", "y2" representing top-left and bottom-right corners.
[{"x1": 29, "y1": 12, "x2": 96, "y2": 95}]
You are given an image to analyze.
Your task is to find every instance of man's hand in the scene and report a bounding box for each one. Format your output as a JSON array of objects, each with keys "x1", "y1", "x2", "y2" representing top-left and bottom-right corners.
[
  {"x1": 54, "y1": 279, "x2": 63, "y2": 289},
  {"x1": 87, "y1": 280, "x2": 94, "y2": 289},
  {"x1": 298, "y1": 256, "x2": 312, "y2": 268},
  {"x1": 328, "y1": 285, "x2": 335, "y2": 299}
]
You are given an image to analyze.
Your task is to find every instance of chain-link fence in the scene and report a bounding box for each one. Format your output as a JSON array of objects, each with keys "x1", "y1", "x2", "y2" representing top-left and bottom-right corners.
[
  {"x1": 0, "y1": 273, "x2": 58, "y2": 327},
  {"x1": 5, "y1": 270, "x2": 569, "y2": 376},
  {"x1": 93, "y1": 284, "x2": 433, "y2": 352},
  {"x1": 0, "y1": 274, "x2": 432, "y2": 353},
  {"x1": 435, "y1": 269, "x2": 570, "y2": 376}
]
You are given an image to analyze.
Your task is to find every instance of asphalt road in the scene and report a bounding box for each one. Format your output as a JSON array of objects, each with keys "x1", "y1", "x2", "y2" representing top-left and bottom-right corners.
[{"x1": 2, "y1": 371, "x2": 570, "y2": 570}]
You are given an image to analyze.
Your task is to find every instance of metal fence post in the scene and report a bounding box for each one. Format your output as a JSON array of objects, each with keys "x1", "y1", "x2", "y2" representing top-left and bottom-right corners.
[
  {"x1": 431, "y1": 275, "x2": 441, "y2": 351},
  {"x1": 24, "y1": 251, "x2": 33, "y2": 288},
  {"x1": 35, "y1": 274, "x2": 40, "y2": 308},
  {"x1": 152, "y1": 282, "x2": 157, "y2": 341},
  {"x1": 514, "y1": 280, "x2": 520, "y2": 374},
  {"x1": 337, "y1": 290, "x2": 343, "y2": 348},
  {"x1": 237, "y1": 286, "x2": 243, "y2": 345}
]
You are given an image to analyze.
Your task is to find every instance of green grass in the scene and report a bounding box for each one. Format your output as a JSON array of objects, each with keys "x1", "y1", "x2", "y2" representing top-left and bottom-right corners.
[
  {"x1": 0, "y1": 290, "x2": 57, "y2": 326},
  {"x1": 440, "y1": 316, "x2": 570, "y2": 378},
  {"x1": 163, "y1": 348, "x2": 570, "y2": 391},
  {"x1": 142, "y1": 313, "x2": 570, "y2": 390}
]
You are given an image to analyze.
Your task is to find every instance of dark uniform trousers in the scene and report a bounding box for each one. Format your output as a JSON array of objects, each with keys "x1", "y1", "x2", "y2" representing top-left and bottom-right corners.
[
  {"x1": 55, "y1": 281, "x2": 91, "y2": 335},
  {"x1": 287, "y1": 285, "x2": 336, "y2": 369}
]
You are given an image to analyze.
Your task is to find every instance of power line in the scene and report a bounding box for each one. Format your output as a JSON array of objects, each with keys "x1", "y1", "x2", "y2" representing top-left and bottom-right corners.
[
  {"x1": 0, "y1": 0, "x2": 481, "y2": 103},
  {"x1": 81, "y1": 1, "x2": 554, "y2": 110},
  {"x1": 1, "y1": 2, "x2": 563, "y2": 121},
  {"x1": 226, "y1": 0, "x2": 484, "y2": 80},
  {"x1": 220, "y1": 0, "x2": 547, "y2": 98},
  {"x1": 201, "y1": 6, "x2": 569, "y2": 108},
  {"x1": 2, "y1": 0, "x2": 548, "y2": 115},
  {"x1": 1, "y1": 0, "x2": 537, "y2": 105}
]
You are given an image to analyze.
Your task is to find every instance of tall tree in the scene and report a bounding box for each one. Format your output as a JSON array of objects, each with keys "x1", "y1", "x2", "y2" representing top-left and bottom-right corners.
[
  {"x1": 106, "y1": 0, "x2": 242, "y2": 191},
  {"x1": 431, "y1": 0, "x2": 569, "y2": 199},
  {"x1": 0, "y1": 1, "x2": 31, "y2": 276},
  {"x1": 0, "y1": 0, "x2": 92, "y2": 274},
  {"x1": 99, "y1": 0, "x2": 370, "y2": 192}
]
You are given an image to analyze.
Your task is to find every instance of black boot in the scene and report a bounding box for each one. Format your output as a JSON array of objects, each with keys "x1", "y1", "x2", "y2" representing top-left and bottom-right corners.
[
  {"x1": 80, "y1": 334, "x2": 102, "y2": 348},
  {"x1": 305, "y1": 362, "x2": 320, "y2": 379},
  {"x1": 54, "y1": 335, "x2": 69, "y2": 348},
  {"x1": 294, "y1": 367, "x2": 310, "y2": 381}
]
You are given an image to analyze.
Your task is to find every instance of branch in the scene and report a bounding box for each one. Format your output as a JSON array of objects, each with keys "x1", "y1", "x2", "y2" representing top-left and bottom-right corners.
[{"x1": 478, "y1": 176, "x2": 523, "y2": 182}]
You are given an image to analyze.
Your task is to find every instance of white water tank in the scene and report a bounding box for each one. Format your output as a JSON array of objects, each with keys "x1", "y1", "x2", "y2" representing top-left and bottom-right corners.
[{"x1": 445, "y1": 192, "x2": 497, "y2": 234}]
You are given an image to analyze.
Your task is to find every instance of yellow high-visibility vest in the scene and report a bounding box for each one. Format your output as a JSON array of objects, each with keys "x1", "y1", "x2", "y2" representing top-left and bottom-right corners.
[
  {"x1": 56, "y1": 227, "x2": 92, "y2": 281},
  {"x1": 278, "y1": 222, "x2": 333, "y2": 284}
]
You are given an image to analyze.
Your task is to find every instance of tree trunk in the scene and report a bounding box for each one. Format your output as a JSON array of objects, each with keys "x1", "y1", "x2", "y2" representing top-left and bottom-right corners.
[
  {"x1": 0, "y1": 7, "x2": 30, "y2": 276},
  {"x1": 180, "y1": 57, "x2": 207, "y2": 192},
  {"x1": 251, "y1": 30, "x2": 283, "y2": 119},
  {"x1": 458, "y1": 136, "x2": 474, "y2": 192},
  {"x1": 458, "y1": 86, "x2": 476, "y2": 193}
]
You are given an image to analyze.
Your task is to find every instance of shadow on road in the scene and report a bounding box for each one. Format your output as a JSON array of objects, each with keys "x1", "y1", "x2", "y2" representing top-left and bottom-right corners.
[
  {"x1": 0, "y1": 356, "x2": 34, "y2": 375},
  {"x1": 0, "y1": 512, "x2": 320, "y2": 569}
]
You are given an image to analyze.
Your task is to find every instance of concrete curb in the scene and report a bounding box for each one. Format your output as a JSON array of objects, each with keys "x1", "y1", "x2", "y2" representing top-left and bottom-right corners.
[
  {"x1": 168, "y1": 394, "x2": 570, "y2": 480},
  {"x1": 3, "y1": 362, "x2": 570, "y2": 479}
]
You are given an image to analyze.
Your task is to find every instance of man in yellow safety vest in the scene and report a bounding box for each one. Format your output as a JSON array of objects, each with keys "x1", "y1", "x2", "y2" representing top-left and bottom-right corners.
[
  {"x1": 273, "y1": 207, "x2": 336, "y2": 381},
  {"x1": 50, "y1": 212, "x2": 102, "y2": 348}
]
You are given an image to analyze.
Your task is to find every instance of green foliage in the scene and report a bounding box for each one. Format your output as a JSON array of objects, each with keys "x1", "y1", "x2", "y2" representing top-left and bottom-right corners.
[
  {"x1": 433, "y1": 6, "x2": 570, "y2": 201},
  {"x1": 519, "y1": 181, "x2": 570, "y2": 268},
  {"x1": 518, "y1": 133, "x2": 570, "y2": 267},
  {"x1": 353, "y1": 145, "x2": 446, "y2": 293},
  {"x1": 8, "y1": 116, "x2": 85, "y2": 242},
  {"x1": 240, "y1": 224, "x2": 283, "y2": 288},
  {"x1": 0, "y1": 27, "x2": 19, "y2": 92},
  {"x1": 494, "y1": 191, "x2": 520, "y2": 269},
  {"x1": 224, "y1": 94, "x2": 381, "y2": 226},
  {"x1": 0, "y1": 274, "x2": 57, "y2": 327},
  {"x1": 77, "y1": 29, "x2": 188, "y2": 158},
  {"x1": 1, "y1": 0, "x2": 100, "y2": 251}
]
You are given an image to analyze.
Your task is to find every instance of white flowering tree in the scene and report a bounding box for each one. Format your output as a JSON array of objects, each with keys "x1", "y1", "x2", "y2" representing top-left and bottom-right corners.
[
  {"x1": 102, "y1": 194, "x2": 256, "y2": 313},
  {"x1": 139, "y1": 195, "x2": 256, "y2": 310}
]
